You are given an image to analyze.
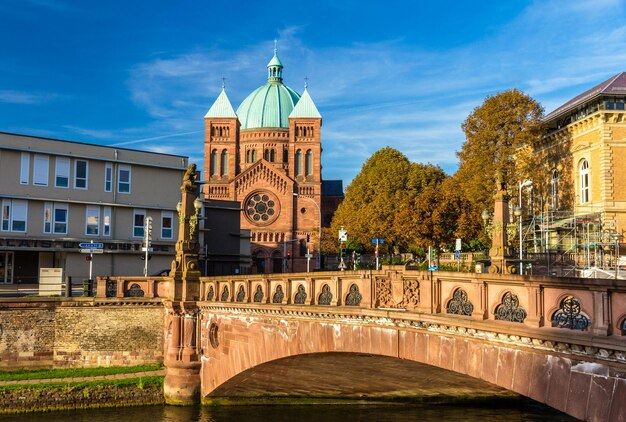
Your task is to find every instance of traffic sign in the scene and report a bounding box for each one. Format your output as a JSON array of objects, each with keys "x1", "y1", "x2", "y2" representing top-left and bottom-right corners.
[
  {"x1": 371, "y1": 238, "x2": 384, "y2": 244},
  {"x1": 141, "y1": 247, "x2": 154, "y2": 252},
  {"x1": 80, "y1": 248, "x2": 104, "y2": 254},
  {"x1": 79, "y1": 242, "x2": 104, "y2": 249}
]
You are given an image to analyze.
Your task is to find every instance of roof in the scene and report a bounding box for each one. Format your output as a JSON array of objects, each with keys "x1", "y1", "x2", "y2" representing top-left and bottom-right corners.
[
  {"x1": 322, "y1": 180, "x2": 344, "y2": 197},
  {"x1": 289, "y1": 88, "x2": 321, "y2": 119},
  {"x1": 545, "y1": 72, "x2": 626, "y2": 121},
  {"x1": 205, "y1": 88, "x2": 237, "y2": 118}
]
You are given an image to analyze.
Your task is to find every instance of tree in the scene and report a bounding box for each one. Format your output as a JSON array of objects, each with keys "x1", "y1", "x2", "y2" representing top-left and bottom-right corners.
[
  {"x1": 331, "y1": 147, "x2": 448, "y2": 254},
  {"x1": 456, "y1": 89, "x2": 545, "y2": 212},
  {"x1": 396, "y1": 177, "x2": 482, "y2": 252}
]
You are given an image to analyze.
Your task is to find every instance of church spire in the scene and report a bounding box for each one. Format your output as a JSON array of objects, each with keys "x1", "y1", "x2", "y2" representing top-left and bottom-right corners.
[{"x1": 267, "y1": 41, "x2": 284, "y2": 83}]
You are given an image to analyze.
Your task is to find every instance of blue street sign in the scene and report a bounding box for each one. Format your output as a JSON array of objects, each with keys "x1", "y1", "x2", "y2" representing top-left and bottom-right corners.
[
  {"x1": 79, "y1": 242, "x2": 104, "y2": 249},
  {"x1": 455, "y1": 250, "x2": 461, "y2": 259},
  {"x1": 371, "y1": 238, "x2": 384, "y2": 244}
]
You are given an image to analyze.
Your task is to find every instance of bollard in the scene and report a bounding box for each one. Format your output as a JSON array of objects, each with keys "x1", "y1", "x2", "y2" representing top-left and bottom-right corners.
[{"x1": 65, "y1": 276, "x2": 72, "y2": 298}]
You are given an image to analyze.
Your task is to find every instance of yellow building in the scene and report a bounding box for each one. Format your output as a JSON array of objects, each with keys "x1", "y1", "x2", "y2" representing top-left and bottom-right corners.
[{"x1": 543, "y1": 72, "x2": 626, "y2": 250}]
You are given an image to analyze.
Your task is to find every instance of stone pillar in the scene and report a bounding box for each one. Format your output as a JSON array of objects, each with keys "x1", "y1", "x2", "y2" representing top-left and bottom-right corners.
[
  {"x1": 488, "y1": 177, "x2": 516, "y2": 274},
  {"x1": 164, "y1": 164, "x2": 203, "y2": 405}
]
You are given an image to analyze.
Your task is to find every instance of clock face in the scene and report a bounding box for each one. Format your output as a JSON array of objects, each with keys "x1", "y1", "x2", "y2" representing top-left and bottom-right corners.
[{"x1": 244, "y1": 191, "x2": 280, "y2": 225}]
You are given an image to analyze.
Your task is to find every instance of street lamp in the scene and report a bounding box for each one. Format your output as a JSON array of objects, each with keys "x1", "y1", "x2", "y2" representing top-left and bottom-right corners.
[
  {"x1": 293, "y1": 193, "x2": 322, "y2": 271},
  {"x1": 517, "y1": 180, "x2": 533, "y2": 275}
]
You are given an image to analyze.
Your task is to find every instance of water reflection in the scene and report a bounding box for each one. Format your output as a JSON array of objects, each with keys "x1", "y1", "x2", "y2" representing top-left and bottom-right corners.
[{"x1": 0, "y1": 401, "x2": 577, "y2": 422}]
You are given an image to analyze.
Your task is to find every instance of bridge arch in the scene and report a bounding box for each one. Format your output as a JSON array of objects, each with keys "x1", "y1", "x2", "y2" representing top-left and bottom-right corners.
[{"x1": 198, "y1": 307, "x2": 624, "y2": 420}]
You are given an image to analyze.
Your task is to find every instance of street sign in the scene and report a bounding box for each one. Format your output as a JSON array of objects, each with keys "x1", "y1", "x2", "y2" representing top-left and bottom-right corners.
[
  {"x1": 80, "y1": 248, "x2": 104, "y2": 254},
  {"x1": 304, "y1": 253, "x2": 313, "y2": 259},
  {"x1": 141, "y1": 247, "x2": 154, "y2": 252},
  {"x1": 79, "y1": 242, "x2": 104, "y2": 249},
  {"x1": 371, "y1": 238, "x2": 384, "y2": 244},
  {"x1": 338, "y1": 261, "x2": 347, "y2": 270},
  {"x1": 455, "y1": 238, "x2": 462, "y2": 252}
]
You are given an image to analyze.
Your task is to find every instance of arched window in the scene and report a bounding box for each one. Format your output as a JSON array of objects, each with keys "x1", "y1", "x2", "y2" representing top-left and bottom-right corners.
[
  {"x1": 551, "y1": 169, "x2": 558, "y2": 210},
  {"x1": 246, "y1": 150, "x2": 251, "y2": 163},
  {"x1": 210, "y1": 149, "x2": 218, "y2": 176},
  {"x1": 283, "y1": 148, "x2": 288, "y2": 163},
  {"x1": 295, "y1": 149, "x2": 302, "y2": 176},
  {"x1": 270, "y1": 149, "x2": 276, "y2": 162},
  {"x1": 220, "y1": 150, "x2": 228, "y2": 176},
  {"x1": 252, "y1": 150, "x2": 257, "y2": 162},
  {"x1": 305, "y1": 149, "x2": 313, "y2": 176},
  {"x1": 264, "y1": 149, "x2": 270, "y2": 161},
  {"x1": 580, "y1": 159, "x2": 590, "y2": 204}
]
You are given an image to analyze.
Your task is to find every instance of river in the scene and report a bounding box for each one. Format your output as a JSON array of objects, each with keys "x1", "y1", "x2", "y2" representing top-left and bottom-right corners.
[{"x1": 0, "y1": 401, "x2": 577, "y2": 421}]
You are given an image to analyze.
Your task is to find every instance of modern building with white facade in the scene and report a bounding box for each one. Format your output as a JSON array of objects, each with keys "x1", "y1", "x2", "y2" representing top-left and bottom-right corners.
[{"x1": 0, "y1": 132, "x2": 188, "y2": 286}]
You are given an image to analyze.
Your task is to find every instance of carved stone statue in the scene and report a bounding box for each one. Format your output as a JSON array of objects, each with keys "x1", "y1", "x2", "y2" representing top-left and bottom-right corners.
[{"x1": 181, "y1": 163, "x2": 198, "y2": 191}]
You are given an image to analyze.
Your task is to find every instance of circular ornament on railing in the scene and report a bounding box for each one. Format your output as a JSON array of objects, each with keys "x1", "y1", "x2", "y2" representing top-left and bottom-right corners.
[
  {"x1": 446, "y1": 288, "x2": 473, "y2": 316},
  {"x1": 244, "y1": 191, "x2": 280, "y2": 226}
]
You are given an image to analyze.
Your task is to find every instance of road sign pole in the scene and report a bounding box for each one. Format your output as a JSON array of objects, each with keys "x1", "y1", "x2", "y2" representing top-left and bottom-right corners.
[
  {"x1": 306, "y1": 247, "x2": 310, "y2": 273},
  {"x1": 376, "y1": 239, "x2": 379, "y2": 271}
]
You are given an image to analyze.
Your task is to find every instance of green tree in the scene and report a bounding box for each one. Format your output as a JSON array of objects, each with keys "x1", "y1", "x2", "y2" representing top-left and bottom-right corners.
[{"x1": 456, "y1": 89, "x2": 544, "y2": 212}]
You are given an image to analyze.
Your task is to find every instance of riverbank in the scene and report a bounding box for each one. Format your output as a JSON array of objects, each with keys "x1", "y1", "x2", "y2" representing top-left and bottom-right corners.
[{"x1": 0, "y1": 370, "x2": 165, "y2": 414}]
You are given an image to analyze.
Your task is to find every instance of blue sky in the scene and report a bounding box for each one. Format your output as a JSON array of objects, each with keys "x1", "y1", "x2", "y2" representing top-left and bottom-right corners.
[{"x1": 1, "y1": 0, "x2": 626, "y2": 186}]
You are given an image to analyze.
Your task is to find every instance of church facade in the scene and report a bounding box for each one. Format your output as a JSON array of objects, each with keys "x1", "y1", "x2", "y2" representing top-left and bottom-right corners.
[{"x1": 203, "y1": 50, "x2": 325, "y2": 273}]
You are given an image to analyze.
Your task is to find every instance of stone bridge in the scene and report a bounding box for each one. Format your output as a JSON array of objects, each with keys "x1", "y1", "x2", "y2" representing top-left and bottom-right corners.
[{"x1": 98, "y1": 266, "x2": 626, "y2": 421}]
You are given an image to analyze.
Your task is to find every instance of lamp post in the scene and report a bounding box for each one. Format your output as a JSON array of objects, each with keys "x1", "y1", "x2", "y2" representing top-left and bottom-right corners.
[
  {"x1": 293, "y1": 193, "x2": 322, "y2": 271},
  {"x1": 517, "y1": 180, "x2": 533, "y2": 275}
]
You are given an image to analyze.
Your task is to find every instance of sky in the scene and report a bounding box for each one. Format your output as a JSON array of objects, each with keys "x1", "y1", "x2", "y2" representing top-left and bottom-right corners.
[{"x1": 1, "y1": 0, "x2": 626, "y2": 187}]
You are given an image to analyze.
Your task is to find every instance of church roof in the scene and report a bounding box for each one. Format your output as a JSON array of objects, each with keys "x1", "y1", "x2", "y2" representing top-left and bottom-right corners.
[
  {"x1": 236, "y1": 50, "x2": 301, "y2": 129},
  {"x1": 322, "y1": 180, "x2": 344, "y2": 197},
  {"x1": 205, "y1": 88, "x2": 237, "y2": 118},
  {"x1": 289, "y1": 87, "x2": 321, "y2": 119},
  {"x1": 545, "y1": 72, "x2": 626, "y2": 121}
]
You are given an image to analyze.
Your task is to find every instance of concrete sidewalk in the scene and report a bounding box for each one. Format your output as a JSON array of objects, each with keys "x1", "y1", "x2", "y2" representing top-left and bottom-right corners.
[{"x1": 0, "y1": 369, "x2": 166, "y2": 386}]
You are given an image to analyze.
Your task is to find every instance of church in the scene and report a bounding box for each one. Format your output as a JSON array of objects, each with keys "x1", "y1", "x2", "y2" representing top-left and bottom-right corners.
[{"x1": 203, "y1": 48, "x2": 337, "y2": 273}]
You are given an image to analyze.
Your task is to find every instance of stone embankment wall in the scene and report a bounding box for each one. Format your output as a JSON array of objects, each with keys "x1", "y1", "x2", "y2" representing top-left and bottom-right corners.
[
  {"x1": 0, "y1": 382, "x2": 164, "y2": 413},
  {"x1": 0, "y1": 299, "x2": 165, "y2": 368}
]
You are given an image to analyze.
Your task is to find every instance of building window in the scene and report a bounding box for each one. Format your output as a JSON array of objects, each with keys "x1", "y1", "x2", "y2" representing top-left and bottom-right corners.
[
  {"x1": 283, "y1": 148, "x2": 288, "y2": 163},
  {"x1": 55, "y1": 157, "x2": 70, "y2": 188},
  {"x1": 251, "y1": 149, "x2": 257, "y2": 162},
  {"x1": 220, "y1": 150, "x2": 228, "y2": 176},
  {"x1": 33, "y1": 154, "x2": 49, "y2": 186},
  {"x1": 1, "y1": 199, "x2": 28, "y2": 232},
  {"x1": 295, "y1": 149, "x2": 302, "y2": 176},
  {"x1": 551, "y1": 169, "x2": 558, "y2": 210},
  {"x1": 20, "y1": 153, "x2": 29, "y2": 185},
  {"x1": 85, "y1": 206, "x2": 100, "y2": 236},
  {"x1": 305, "y1": 149, "x2": 313, "y2": 176},
  {"x1": 53, "y1": 203, "x2": 68, "y2": 234},
  {"x1": 103, "y1": 207, "x2": 111, "y2": 237},
  {"x1": 104, "y1": 162, "x2": 113, "y2": 192},
  {"x1": 133, "y1": 209, "x2": 146, "y2": 237},
  {"x1": 74, "y1": 160, "x2": 88, "y2": 189},
  {"x1": 43, "y1": 203, "x2": 52, "y2": 233},
  {"x1": 161, "y1": 211, "x2": 173, "y2": 239},
  {"x1": 211, "y1": 149, "x2": 218, "y2": 176},
  {"x1": 580, "y1": 159, "x2": 590, "y2": 204},
  {"x1": 118, "y1": 165, "x2": 131, "y2": 193}
]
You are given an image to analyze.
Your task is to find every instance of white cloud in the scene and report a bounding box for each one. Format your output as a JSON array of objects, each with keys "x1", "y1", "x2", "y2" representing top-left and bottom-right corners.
[
  {"x1": 121, "y1": 1, "x2": 626, "y2": 186},
  {"x1": 0, "y1": 90, "x2": 59, "y2": 104}
]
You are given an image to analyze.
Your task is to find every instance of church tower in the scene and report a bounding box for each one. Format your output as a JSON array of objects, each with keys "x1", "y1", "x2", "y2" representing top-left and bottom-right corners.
[{"x1": 203, "y1": 48, "x2": 322, "y2": 273}]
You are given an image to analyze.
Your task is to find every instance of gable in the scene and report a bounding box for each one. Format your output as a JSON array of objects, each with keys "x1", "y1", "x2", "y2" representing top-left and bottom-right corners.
[{"x1": 234, "y1": 160, "x2": 293, "y2": 197}]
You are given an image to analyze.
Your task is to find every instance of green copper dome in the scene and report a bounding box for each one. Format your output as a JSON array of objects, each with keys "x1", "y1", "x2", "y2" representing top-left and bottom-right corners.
[{"x1": 236, "y1": 51, "x2": 301, "y2": 129}]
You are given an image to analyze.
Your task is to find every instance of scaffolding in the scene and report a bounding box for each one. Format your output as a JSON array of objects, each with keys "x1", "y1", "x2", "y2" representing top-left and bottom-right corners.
[{"x1": 524, "y1": 209, "x2": 624, "y2": 279}]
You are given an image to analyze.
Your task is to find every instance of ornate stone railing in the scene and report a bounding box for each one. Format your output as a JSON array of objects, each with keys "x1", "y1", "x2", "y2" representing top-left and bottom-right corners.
[{"x1": 198, "y1": 266, "x2": 626, "y2": 339}]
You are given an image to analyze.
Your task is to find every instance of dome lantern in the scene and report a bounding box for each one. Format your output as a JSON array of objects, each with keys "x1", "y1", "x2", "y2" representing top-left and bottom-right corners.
[{"x1": 267, "y1": 42, "x2": 283, "y2": 83}]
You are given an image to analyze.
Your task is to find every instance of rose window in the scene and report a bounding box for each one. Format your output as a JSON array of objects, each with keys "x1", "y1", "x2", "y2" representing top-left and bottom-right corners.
[{"x1": 245, "y1": 192, "x2": 279, "y2": 225}]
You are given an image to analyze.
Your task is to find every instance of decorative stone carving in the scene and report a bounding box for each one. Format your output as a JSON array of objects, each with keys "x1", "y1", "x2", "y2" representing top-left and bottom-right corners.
[
  {"x1": 375, "y1": 278, "x2": 393, "y2": 308},
  {"x1": 207, "y1": 285, "x2": 214, "y2": 301},
  {"x1": 106, "y1": 279, "x2": 117, "y2": 298},
  {"x1": 399, "y1": 279, "x2": 419, "y2": 308}
]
